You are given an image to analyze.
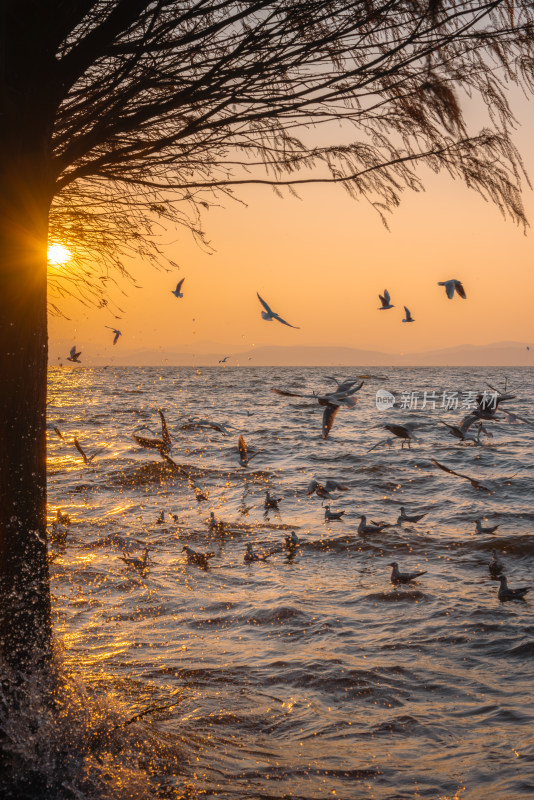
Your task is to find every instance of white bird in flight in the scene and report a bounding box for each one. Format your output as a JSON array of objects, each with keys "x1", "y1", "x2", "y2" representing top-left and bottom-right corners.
[
  {"x1": 105, "y1": 326, "x2": 122, "y2": 345},
  {"x1": 67, "y1": 346, "x2": 82, "y2": 363},
  {"x1": 172, "y1": 278, "x2": 185, "y2": 298},
  {"x1": 257, "y1": 292, "x2": 299, "y2": 328},
  {"x1": 438, "y1": 279, "x2": 466, "y2": 299},
  {"x1": 402, "y1": 306, "x2": 414, "y2": 323},
  {"x1": 378, "y1": 289, "x2": 394, "y2": 310}
]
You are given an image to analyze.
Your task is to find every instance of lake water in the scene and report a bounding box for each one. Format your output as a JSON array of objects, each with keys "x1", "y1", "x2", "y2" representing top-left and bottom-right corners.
[{"x1": 29, "y1": 366, "x2": 534, "y2": 799}]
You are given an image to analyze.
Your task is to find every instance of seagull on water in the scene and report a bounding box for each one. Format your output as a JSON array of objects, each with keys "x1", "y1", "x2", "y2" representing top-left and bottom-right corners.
[
  {"x1": 438, "y1": 279, "x2": 466, "y2": 299},
  {"x1": 378, "y1": 289, "x2": 394, "y2": 310},
  {"x1": 324, "y1": 506, "x2": 345, "y2": 522},
  {"x1": 244, "y1": 543, "x2": 271, "y2": 563},
  {"x1": 50, "y1": 521, "x2": 68, "y2": 544},
  {"x1": 56, "y1": 509, "x2": 71, "y2": 525},
  {"x1": 284, "y1": 531, "x2": 300, "y2": 551},
  {"x1": 67, "y1": 346, "x2": 82, "y2": 363},
  {"x1": 431, "y1": 458, "x2": 490, "y2": 491},
  {"x1": 155, "y1": 511, "x2": 165, "y2": 525},
  {"x1": 120, "y1": 547, "x2": 149, "y2": 570},
  {"x1": 489, "y1": 549, "x2": 505, "y2": 578},
  {"x1": 182, "y1": 545, "x2": 214, "y2": 568},
  {"x1": 358, "y1": 515, "x2": 390, "y2": 534},
  {"x1": 105, "y1": 326, "x2": 122, "y2": 345},
  {"x1": 172, "y1": 278, "x2": 185, "y2": 298},
  {"x1": 190, "y1": 483, "x2": 208, "y2": 502},
  {"x1": 306, "y1": 479, "x2": 349, "y2": 500},
  {"x1": 238, "y1": 434, "x2": 262, "y2": 467},
  {"x1": 133, "y1": 409, "x2": 172, "y2": 457},
  {"x1": 497, "y1": 575, "x2": 529, "y2": 601},
  {"x1": 402, "y1": 306, "x2": 415, "y2": 323},
  {"x1": 272, "y1": 379, "x2": 363, "y2": 439},
  {"x1": 208, "y1": 512, "x2": 227, "y2": 533},
  {"x1": 257, "y1": 292, "x2": 299, "y2": 328},
  {"x1": 398, "y1": 507, "x2": 426, "y2": 524},
  {"x1": 265, "y1": 491, "x2": 281, "y2": 511},
  {"x1": 389, "y1": 561, "x2": 427, "y2": 584},
  {"x1": 475, "y1": 518, "x2": 499, "y2": 534}
]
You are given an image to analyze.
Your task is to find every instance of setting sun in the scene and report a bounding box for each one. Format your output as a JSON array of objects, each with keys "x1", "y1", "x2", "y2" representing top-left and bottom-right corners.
[{"x1": 47, "y1": 243, "x2": 71, "y2": 266}]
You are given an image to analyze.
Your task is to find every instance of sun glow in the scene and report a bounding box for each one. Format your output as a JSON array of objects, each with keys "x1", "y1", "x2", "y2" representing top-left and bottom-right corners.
[{"x1": 47, "y1": 243, "x2": 71, "y2": 266}]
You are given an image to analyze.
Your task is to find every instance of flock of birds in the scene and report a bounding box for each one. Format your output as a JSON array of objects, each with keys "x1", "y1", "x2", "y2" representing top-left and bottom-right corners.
[
  {"x1": 64, "y1": 277, "x2": 474, "y2": 364},
  {"x1": 50, "y1": 363, "x2": 530, "y2": 601},
  {"x1": 53, "y1": 274, "x2": 531, "y2": 600}
]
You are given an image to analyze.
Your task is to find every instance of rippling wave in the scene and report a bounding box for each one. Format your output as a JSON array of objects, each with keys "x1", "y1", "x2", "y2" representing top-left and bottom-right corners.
[{"x1": 8, "y1": 365, "x2": 533, "y2": 800}]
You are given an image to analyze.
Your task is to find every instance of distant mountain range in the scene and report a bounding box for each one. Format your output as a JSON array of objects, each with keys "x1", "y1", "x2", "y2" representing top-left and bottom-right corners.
[{"x1": 49, "y1": 341, "x2": 533, "y2": 366}]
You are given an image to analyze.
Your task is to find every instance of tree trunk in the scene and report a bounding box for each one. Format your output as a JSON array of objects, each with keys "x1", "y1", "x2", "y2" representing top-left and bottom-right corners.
[{"x1": 0, "y1": 147, "x2": 53, "y2": 675}]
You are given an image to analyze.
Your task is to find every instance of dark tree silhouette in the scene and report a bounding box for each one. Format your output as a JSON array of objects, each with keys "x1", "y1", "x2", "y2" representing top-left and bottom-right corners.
[{"x1": 1, "y1": 0, "x2": 534, "y2": 672}]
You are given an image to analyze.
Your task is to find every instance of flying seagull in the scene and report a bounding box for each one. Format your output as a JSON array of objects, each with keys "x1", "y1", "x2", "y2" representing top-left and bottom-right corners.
[
  {"x1": 431, "y1": 458, "x2": 490, "y2": 491},
  {"x1": 172, "y1": 278, "x2": 185, "y2": 298},
  {"x1": 238, "y1": 434, "x2": 262, "y2": 467},
  {"x1": 402, "y1": 306, "x2": 414, "y2": 323},
  {"x1": 73, "y1": 437, "x2": 101, "y2": 465},
  {"x1": 257, "y1": 292, "x2": 299, "y2": 328},
  {"x1": 383, "y1": 422, "x2": 422, "y2": 449},
  {"x1": 132, "y1": 409, "x2": 172, "y2": 457},
  {"x1": 389, "y1": 561, "x2": 427, "y2": 584},
  {"x1": 272, "y1": 379, "x2": 363, "y2": 439},
  {"x1": 105, "y1": 326, "x2": 122, "y2": 345},
  {"x1": 497, "y1": 575, "x2": 529, "y2": 601},
  {"x1": 218, "y1": 356, "x2": 230, "y2": 363},
  {"x1": 53, "y1": 426, "x2": 65, "y2": 441},
  {"x1": 378, "y1": 289, "x2": 394, "y2": 310},
  {"x1": 438, "y1": 279, "x2": 466, "y2": 299},
  {"x1": 67, "y1": 346, "x2": 81, "y2": 363}
]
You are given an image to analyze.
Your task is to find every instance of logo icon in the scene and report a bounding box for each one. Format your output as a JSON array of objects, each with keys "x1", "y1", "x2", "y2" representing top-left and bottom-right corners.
[{"x1": 375, "y1": 389, "x2": 395, "y2": 410}]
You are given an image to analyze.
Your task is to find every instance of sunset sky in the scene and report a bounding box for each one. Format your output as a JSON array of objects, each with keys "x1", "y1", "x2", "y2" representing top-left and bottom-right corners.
[{"x1": 48, "y1": 101, "x2": 534, "y2": 365}]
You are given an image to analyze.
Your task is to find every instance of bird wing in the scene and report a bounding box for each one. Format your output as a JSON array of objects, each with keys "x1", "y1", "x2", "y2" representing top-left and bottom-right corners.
[
  {"x1": 238, "y1": 434, "x2": 247, "y2": 458},
  {"x1": 384, "y1": 289, "x2": 390, "y2": 303},
  {"x1": 73, "y1": 438, "x2": 88, "y2": 463},
  {"x1": 113, "y1": 331, "x2": 120, "y2": 344},
  {"x1": 256, "y1": 292, "x2": 272, "y2": 314},
  {"x1": 53, "y1": 426, "x2": 64, "y2": 440},
  {"x1": 322, "y1": 403, "x2": 340, "y2": 439},
  {"x1": 132, "y1": 432, "x2": 164, "y2": 450},
  {"x1": 431, "y1": 458, "x2": 488, "y2": 489},
  {"x1": 455, "y1": 281, "x2": 466, "y2": 299},
  {"x1": 272, "y1": 312, "x2": 299, "y2": 329},
  {"x1": 176, "y1": 278, "x2": 185, "y2": 292},
  {"x1": 324, "y1": 480, "x2": 348, "y2": 491},
  {"x1": 69, "y1": 346, "x2": 76, "y2": 358},
  {"x1": 378, "y1": 293, "x2": 386, "y2": 306},
  {"x1": 403, "y1": 306, "x2": 411, "y2": 319},
  {"x1": 271, "y1": 388, "x2": 309, "y2": 398}
]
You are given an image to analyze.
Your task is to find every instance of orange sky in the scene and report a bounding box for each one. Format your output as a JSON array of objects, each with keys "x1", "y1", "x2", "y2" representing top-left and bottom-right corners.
[{"x1": 48, "y1": 105, "x2": 534, "y2": 364}]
